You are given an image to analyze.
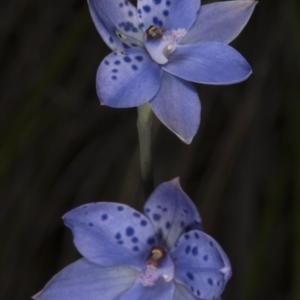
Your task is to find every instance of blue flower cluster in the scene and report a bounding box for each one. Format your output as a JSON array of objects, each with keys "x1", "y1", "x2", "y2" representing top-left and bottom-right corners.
[
  {"x1": 34, "y1": 179, "x2": 231, "y2": 300},
  {"x1": 90, "y1": 0, "x2": 256, "y2": 143},
  {"x1": 33, "y1": 1, "x2": 257, "y2": 299}
]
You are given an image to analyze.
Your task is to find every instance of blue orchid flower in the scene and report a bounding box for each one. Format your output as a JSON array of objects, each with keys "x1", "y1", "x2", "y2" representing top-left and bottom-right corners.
[
  {"x1": 90, "y1": 0, "x2": 257, "y2": 143},
  {"x1": 34, "y1": 178, "x2": 231, "y2": 300}
]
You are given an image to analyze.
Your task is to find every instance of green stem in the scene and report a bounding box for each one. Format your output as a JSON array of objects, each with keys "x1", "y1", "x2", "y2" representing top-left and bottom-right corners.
[{"x1": 137, "y1": 103, "x2": 154, "y2": 199}]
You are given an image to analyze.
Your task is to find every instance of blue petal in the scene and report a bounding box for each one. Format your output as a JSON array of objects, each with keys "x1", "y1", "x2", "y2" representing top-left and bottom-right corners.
[
  {"x1": 119, "y1": 278, "x2": 174, "y2": 300},
  {"x1": 163, "y1": 42, "x2": 252, "y2": 84},
  {"x1": 173, "y1": 283, "x2": 222, "y2": 300},
  {"x1": 63, "y1": 203, "x2": 157, "y2": 269},
  {"x1": 88, "y1": 0, "x2": 144, "y2": 51},
  {"x1": 144, "y1": 178, "x2": 202, "y2": 250},
  {"x1": 96, "y1": 49, "x2": 162, "y2": 108},
  {"x1": 137, "y1": 0, "x2": 199, "y2": 32},
  {"x1": 170, "y1": 230, "x2": 231, "y2": 300},
  {"x1": 33, "y1": 258, "x2": 138, "y2": 300},
  {"x1": 150, "y1": 72, "x2": 200, "y2": 144},
  {"x1": 181, "y1": 1, "x2": 257, "y2": 45}
]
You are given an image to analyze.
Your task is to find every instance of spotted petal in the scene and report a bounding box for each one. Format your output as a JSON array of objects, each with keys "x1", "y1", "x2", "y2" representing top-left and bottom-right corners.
[
  {"x1": 137, "y1": 0, "x2": 200, "y2": 32},
  {"x1": 150, "y1": 72, "x2": 200, "y2": 144},
  {"x1": 64, "y1": 203, "x2": 157, "y2": 270},
  {"x1": 170, "y1": 230, "x2": 231, "y2": 300},
  {"x1": 181, "y1": 1, "x2": 257, "y2": 45},
  {"x1": 163, "y1": 42, "x2": 252, "y2": 85},
  {"x1": 88, "y1": 0, "x2": 143, "y2": 51},
  {"x1": 120, "y1": 279, "x2": 174, "y2": 300},
  {"x1": 97, "y1": 49, "x2": 162, "y2": 108},
  {"x1": 144, "y1": 178, "x2": 202, "y2": 250},
  {"x1": 33, "y1": 258, "x2": 138, "y2": 300}
]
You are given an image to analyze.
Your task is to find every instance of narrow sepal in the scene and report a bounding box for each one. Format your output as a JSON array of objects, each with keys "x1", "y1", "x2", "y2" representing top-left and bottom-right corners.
[
  {"x1": 181, "y1": 1, "x2": 257, "y2": 45},
  {"x1": 163, "y1": 42, "x2": 252, "y2": 85},
  {"x1": 150, "y1": 72, "x2": 200, "y2": 144}
]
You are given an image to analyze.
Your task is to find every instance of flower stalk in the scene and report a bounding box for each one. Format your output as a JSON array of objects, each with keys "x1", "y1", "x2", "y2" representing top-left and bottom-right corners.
[{"x1": 137, "y1": 102, "x2": 154, "y2": 199}]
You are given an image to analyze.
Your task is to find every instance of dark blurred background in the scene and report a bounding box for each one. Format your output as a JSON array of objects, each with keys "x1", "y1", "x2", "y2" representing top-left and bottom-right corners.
[{"x1": 1, "y1": 0, "x2": 300, "y2": 299}]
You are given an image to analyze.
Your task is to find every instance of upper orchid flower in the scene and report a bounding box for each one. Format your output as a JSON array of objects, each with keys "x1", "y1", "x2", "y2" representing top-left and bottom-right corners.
[
  {"x1": 89, "y1": 0, "x2": 257, "y2": 143},
  {"x1": 34, "y1": 178, "x2": 231, "y2": 300}
]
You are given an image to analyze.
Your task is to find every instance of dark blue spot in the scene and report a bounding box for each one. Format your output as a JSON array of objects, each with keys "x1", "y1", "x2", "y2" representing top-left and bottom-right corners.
[
  {"x1": 126, "y1": 226, "x2": 135, "y2": 236},
  {"x1": 184, "y1": 234, "x2": 190, "y2": 240},
  {"x1": 138, "y1": 9, "x2": 141, "y2": 14},
  {"x1": 153, "y1": 213, "x2": 161, "y2": 221},
  {"x1": 157, "y1": 205, "x2": 162, "y2": 209},
  {"x1": 166, "y1": 0, "x2": 171, "y2": 6},
  {"x1": 123, "y1": 42, "x2": 130, "y2": 48},
  {"x1": 133, "y1": 246, "x2": 139, "y2": 251},
  {"x1": 118, "y1": 206, "x2": 124, "y2": 211},
  {"x1": 140, "y1": 220, "x2": 147, "y2": 226},
  {"x1": 114, "y1": 60, "x2": 121, "y2": 65},
  {"x1": 124, "y1": 56, "x2": 132, "y2": 63},
  {"x1": 190, "y1": 286, "x2": 194, "y2": 292},
  {"x1": 88, "y1": 222, "x2": 93, "y2": 226},
  {"x1": 166, "y1": 222, "x2": 171, "y2": 229},
  {"x1": 145, "y1": 208, "x2": 150, "y2": 213},
  {"x1": 209, "y1": 241, "x2": 214, "y2": 247},
  {"x1": 143, "y1": 5, "x2": 151, "y2": 13},
  {"x1": 147, "y1": 237, "x2": 155, "y2": 245},
  {"x1": 119, "y1": 2, "x2": 123, "y2": 7},
  {"x1": 180, "y1": 221, "x2": 185, "y2": 228},
  {"x1": 207, "y1": 278, "x2": 213, "y2": 286},
  {"x1": 109, "y1": 36, "x2": 114, "y2": 43},
  {"x1": 154, "y1": 0, "x2": 162, "y2": 4},
  {"x1": 194, "y1": 232, "x2": 199, "y2": 239},
  {"x1": 184, "y1": 209, "x2": 189, "y2": 214},
  {"x1": 112, "y1": 75, "x2": 117, "y2": 80},
  {"x1": 163, "y1": 10, "x2": 169, "y2": 16},
  {"x1": 173, "y1": 257, "x2": 177, "y2": 262},
  {"x1": 192, "y1": 247, "x2": 198, "y2": 256},
  {"x1": 133, "y1": 212, "x2": 140, "y2": 217},
  {"x1": 132, "y1": 237, "x2": 139, "y2": 243},
  {"x1": 185, "y1": 245, "x2": 191, "y2": 254},
  {"x1": 104, "y1": 60, "x2": 109, "y2": 65},
  {"x1": 135, "y1": 55, "x2": 143, "y2": 61},
  {"x1": 140, "y1": 23, "x2": 145, "y2": 28},
  {"x1": 132, "y1": 27, "x2": 138, "y2": 33},
  {"x1": 101, "y1": 214, "x2": 108, "y2": 220},
  {"x1": 115, "y1": 232, "x2": 121, "y2": 239},
  {"x1": 163, "y1": 208, "x2": 168, "y2": 212},
  {"x1": 112, "y1": 69, "x2": 118, "y2": 73},
  {"x1": 197, "y1": 290, "x2": 201, "y2": 296},
  {"x1": 203, "y1": 254, "x2": 208, "y2": 261},
  {"x1": 217, "y1": 281, "x2": 220, "y2": 286},
  {"x1": 131, "y1": 64, "x2": 138, "y2": 71},
  {"x1": 85, "y1": 212, "x2": 88, "y2": 215},
  {"x1": 128, "y1": 10, "x2": 133, "y2": 17},
  {"x1": 153, "y1": 16, "x2": 159, "y2": 26},
  {"x1": 118, "y1": 240, "x2": 124, "y2": 244},
  {"x1": 158, "y1": 20, "x2": 163, "y2": 27},
  {"x1": 124, "y1": 0, "x2": 128, "y2": 5},
  {"x1": 131, "y1": 43, "x2": 138, "y2": 47},
  {"x1": 186, "y1": 272, "x2": 194, "y2": 281}
]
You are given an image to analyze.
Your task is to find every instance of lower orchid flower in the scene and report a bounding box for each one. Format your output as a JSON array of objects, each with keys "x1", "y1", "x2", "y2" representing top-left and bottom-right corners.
[
  {"x1": 34, "y1": 179, "x2": 231, "y2": 300},
  {"x1": 89, "y1": 0, "x2": 257, "y2": 143}
]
